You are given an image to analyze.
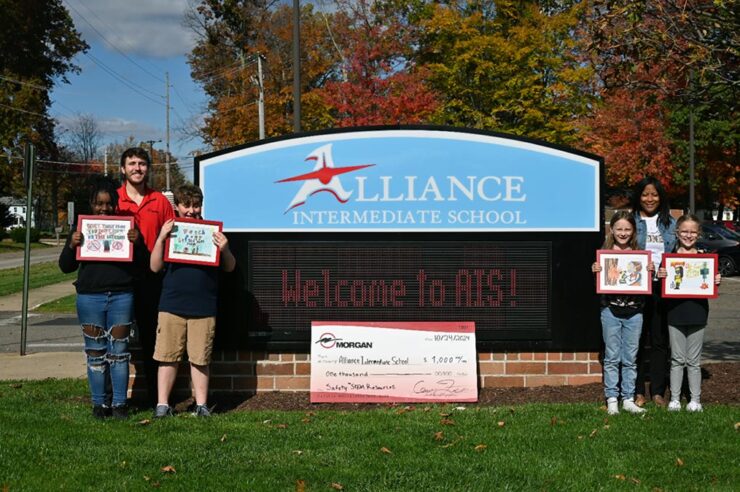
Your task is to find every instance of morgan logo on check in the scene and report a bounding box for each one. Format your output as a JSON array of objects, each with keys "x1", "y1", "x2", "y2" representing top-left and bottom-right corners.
[{"x1": 276, "y1": 144, "x2": 374, "y2": 212}]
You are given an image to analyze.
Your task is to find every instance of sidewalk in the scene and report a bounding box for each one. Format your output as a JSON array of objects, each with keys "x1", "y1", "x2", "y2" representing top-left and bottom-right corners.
[
  {"x1": 0, "y1": 351, "x2": 85, "y2": 380},
  {"x1": 0, "y1": 280, "x2": 76, "y2": 311}
]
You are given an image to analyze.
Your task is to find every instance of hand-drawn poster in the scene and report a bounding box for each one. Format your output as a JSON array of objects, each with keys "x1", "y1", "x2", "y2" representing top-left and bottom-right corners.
[
  {"x1": 662, "y1": 253, "x2": 718, "y2": 299},
  {"x1": 596, "y1": 250, "x2": 652, "y2": 295},
  {"x1": 76, "y1": 215, "x2": 134, "y2": 262},
  {"x1": 164, "y1": 217, "x2": 222, "y2": 267}
]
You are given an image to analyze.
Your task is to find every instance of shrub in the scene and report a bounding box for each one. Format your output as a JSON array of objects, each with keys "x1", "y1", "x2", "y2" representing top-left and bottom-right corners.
[{"x1": 10, "y1": 227, "x2": 41, "y2": 243}]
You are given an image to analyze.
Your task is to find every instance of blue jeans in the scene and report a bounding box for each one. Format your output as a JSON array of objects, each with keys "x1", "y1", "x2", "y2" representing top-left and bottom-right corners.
[
  {"x1": 601, "y1": 307, "x2": 643, "y2": 399},
  {"x1": 77, "y1": 291, "x2": 134, "y2": 407}
]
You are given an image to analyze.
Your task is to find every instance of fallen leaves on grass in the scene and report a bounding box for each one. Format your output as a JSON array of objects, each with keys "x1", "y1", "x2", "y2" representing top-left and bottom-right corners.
[
  {"x1": 676, "y1": 458, "x2": 684, "y2": 467},
  {"x1": 550, "y1": 416, "x2": 558, "y2": 426},
  {"x1": 137, "y1": 419, "x2": 151, "y2": 426},
  {"x1": 380, "y1": 447, "x2": 392, "y2": 454},
  {"x1": 497, "y1": 421, "x2": 505, "y2": 428},
  {"x1": 734, "y1": 422, "x2": 740, "y2": 431},
  {"x1": 10, "y1": 384, "x2": 22, "y2": 389},
  {"x1": 275, "y1": 423, "x2": 288, "y2": 429},
  {"x1": 630, "y1": 478, "x2": 641, "y2": 484},
  {"x1": 474, "y1": 444, "x2": 487, "y2": 452},
  {"x1": 589, "y1": 429, "x2": 598, "y2": 438},
  {"x1": 440, "y1": 418, "x2": 455, "y2": 426},
  {"x1": 220, "y1": 434, "x2": 227, "y2": 442},
  {"x1": 614, "y1": 474, "x2": 626, "y2": 481},
  {"x1": 331, "y1": 483, "x2": 344, "y2": 490},
  {"x1": 160, "y1": 466, "x2": 176, "y2": 474},
  {"x1": 301, "y1": 418, "x2": 311, "y2": 424},
  {"x1": 296, "y1": 479, "x2": 306, "y2": 492},
  {"x1": 440, "y1": 436, "x2": 464, "y2": 448},
  {"x1": 292, "y1": 450, "x2": 303, "y2": 455},
  {"x1": 433, "y1": 431, "x2": 445, "y2": 441}
]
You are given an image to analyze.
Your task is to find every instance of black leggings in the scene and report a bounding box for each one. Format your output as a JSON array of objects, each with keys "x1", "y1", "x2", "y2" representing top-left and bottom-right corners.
[{"x1": 635, "y1": 285, "x2": 670, "y2": 397}]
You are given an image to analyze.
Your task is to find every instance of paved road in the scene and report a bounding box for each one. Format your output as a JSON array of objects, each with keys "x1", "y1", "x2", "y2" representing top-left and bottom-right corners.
[
  {"x1": 1, "y1": 277, "x2": 738, "y2": 360},
  {"x1": 0, "y1": 245, "x2": 65, "y2": 269}
]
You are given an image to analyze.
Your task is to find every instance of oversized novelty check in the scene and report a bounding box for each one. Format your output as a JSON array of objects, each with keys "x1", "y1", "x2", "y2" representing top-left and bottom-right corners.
[{"x1": 310, "y1": 321, "x2": 477, "y2": 403}]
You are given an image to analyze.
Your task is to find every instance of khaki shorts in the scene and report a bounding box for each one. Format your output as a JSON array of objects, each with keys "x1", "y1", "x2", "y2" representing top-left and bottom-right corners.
[{"x1": 153, "y1": 312, "x2": 216, "y2": 366}]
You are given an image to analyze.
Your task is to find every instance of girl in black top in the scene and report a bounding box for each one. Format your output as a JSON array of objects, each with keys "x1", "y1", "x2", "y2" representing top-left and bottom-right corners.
[
  {"x1": 59, "y1": 177, "x2": 146, "y2": 419},
  {"x1": 658, "y1": 214, "x2": 721, "y2": 412}
]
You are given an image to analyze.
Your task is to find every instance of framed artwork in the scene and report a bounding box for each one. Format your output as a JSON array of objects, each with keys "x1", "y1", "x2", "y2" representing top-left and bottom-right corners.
[
  {"x1": 596, "y1": 250, "x2": 652, "y2": 295},
  {"x1": 75, "y1": 215, "x2": 134, "y2": 262},
  {"x1": 164, "y1": 217, "x2": 222, "y2": 267},
  {"x1": 662, "y1": 253, "x2": 718, "y2": 299}
]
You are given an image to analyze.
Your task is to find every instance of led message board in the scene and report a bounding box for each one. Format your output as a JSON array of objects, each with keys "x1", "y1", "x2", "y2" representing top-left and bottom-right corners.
[
  {"x1": 250, "y1": 241, "x2": 550, "y2": 340},
  {"x1": 197, "y1": 127, "x2": 604, "y2": 350}
]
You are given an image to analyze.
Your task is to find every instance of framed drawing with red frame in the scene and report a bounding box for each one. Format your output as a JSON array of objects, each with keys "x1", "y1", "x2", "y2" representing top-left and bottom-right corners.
[
  {"x1": 75, "y1": 215, "x2": 134, "y2": 262},
  {"x1": 595, "y1": 250, "x2": 652, "y2": 295},
  {"x1": 164, "y1": 217, "x2": 222, "y2": 267},
  {"x1": 662, "y1": 253, "x2": 718, "y2": 299}
]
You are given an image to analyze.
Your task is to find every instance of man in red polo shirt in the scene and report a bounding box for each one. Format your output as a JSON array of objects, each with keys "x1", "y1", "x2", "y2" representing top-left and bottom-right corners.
[{"x1": 117, "y1": 147, "x2": 174, "y2": 406}]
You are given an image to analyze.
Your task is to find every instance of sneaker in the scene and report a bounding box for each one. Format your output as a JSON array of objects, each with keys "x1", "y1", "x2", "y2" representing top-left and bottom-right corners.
[
  {"x1": 686, "y1": 401, "x2": 703, "y2": 412},
  {"x1": 112, "y1": 405, "x2": 129, "y2": 420},
  {"x1": 606, "y1": 397, "x2": 619, "y2": 415},
  {"x1": 192, "y1": 404, "x2": 211, "y2": 417},
  {"x1": 667, "y1": 400, "x2": 681, "y2": 412},
  {"x1": 154, "y1": 404, "x2": 173, "y2": 418},
  {"x1": 92, "y1": 405, "x2": 109, "y2": 420},
  {"x1": 622, "y1": 399, "x2": 647, "y2": 414}
]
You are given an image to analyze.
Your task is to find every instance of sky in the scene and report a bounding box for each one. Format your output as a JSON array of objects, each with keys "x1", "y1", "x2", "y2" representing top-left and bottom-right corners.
[{"x1": 50, "y1": 0, "x2": 208, "y2": 180}]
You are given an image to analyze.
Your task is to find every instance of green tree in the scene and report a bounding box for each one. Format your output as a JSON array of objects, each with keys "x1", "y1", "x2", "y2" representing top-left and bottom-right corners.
[
  {"x1": 0, "y1": 0, "x2": 87, "y2": 222},
  {"x1": 413, "y1": 0, "x2": 595, "y2": 145}
]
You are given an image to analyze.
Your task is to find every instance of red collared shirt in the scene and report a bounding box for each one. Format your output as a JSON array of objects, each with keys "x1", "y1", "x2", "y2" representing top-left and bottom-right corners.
[{"x1": 117, "y1": 184, "x2": 175, "y2": 252}]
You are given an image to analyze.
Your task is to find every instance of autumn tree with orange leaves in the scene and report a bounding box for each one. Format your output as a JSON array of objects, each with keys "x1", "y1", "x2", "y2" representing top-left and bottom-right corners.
[{"x1": 315, "y1": 1, "x2": 439, "y2": 126}]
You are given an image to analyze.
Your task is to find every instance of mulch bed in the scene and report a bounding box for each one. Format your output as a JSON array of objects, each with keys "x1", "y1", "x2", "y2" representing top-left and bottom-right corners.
[{"x1": 230, "y1": 362, "x2": 739, "y2": 412}]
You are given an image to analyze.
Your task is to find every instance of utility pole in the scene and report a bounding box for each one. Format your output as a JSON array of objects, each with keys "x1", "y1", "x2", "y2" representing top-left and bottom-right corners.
[
  {"x1": 20, "y1": 144, "x2": 35, "y2": 356},
  {"x1": 257, "y1": 54, "x2": 265, "y2": 139},
  {"x1": 165, "y1": 71, "x2": 171, "y2": 191},
  {"x1": 292, "y1": 0, "x2": 301, "y2": 132},
  {"x1": 144, "y1": 139, "x2": 161, "y2": 186},
  {"x1": 688, "y1": 70, "x2": 695, "y2": 215}
]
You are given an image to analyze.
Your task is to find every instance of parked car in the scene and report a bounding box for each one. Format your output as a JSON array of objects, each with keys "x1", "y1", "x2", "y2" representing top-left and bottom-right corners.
[
  {"x1": 697, "y1": 230, "x2": 740, "y2": 277},
  {"x1": 699, "y1": 223, "x2": 740, "y2": 251}
]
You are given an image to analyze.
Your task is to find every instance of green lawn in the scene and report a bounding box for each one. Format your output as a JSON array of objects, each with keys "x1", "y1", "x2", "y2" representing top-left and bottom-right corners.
[
  {"x1": 0, "y1": 379, "x2": 737, "y2": 490},
  {"x1": 33, "y1": 293, "x2": 76, "y2": 313},
  {"x1": 0, "y1": 261, "x2": 75, "y2": 296},
  {"x1": 0, "y1": 241, "x2": 51, "y2": 253}
]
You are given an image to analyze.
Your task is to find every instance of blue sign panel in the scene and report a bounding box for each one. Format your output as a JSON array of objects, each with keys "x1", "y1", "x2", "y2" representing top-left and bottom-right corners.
[{"x1": 199, "y1": 128, "x2": 600, "y2": 232}]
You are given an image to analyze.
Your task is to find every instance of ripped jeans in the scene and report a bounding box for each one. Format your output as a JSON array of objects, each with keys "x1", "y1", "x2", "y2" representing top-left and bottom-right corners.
[{"x1": 76, "y1": 291, "x2": 134, "y2": 407}]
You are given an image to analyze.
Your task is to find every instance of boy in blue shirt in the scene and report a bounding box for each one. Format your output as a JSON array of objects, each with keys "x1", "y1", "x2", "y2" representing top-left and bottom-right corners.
[{"x1": 150, "y1": 184, "x2": 236, "y2": 417}]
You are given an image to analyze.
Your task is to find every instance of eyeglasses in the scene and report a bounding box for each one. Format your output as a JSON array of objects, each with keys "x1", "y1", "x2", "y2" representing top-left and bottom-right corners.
[{"x1": 677, "y1": 231, "x2": 699, "y2": 236}]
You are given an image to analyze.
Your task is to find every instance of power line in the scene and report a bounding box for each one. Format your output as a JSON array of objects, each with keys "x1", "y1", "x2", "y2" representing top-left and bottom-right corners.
[
  {"x1": 63, "y1": 0, "x2": 165, "y2": 83},
  {"x1": 84, "y1": 52, "x2": 165, "y2": 106},
  {"x1": 0, "y1": 103, "x2": 48, "y2": 118}
]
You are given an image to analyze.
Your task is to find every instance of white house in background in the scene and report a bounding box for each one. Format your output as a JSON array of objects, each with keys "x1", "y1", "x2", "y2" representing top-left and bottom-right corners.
[{"x1": 0, "y1": 196, "x2": 35, "y2": 229}]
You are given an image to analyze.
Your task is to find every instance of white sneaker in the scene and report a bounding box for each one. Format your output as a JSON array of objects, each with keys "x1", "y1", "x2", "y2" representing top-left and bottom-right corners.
[
  {"x1": 686, "y1": 401, "x2": 703, "y2": 412},
  {"x1": 667, "y1": 400, "x2": 681, "y2": 412},
  {"x1": 623, "y1": 399, "x2": 647, "y2": 414},
  {"x1": 607, "y1": 397, "x2": 619, "y2": 415}
]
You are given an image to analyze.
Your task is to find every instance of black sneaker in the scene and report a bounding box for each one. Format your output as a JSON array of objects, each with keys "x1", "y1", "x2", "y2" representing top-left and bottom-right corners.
[
  {"x1": 92, "y1": 405, "x2": 109, "y2": 420},
  {"x1": 112, "y1": 405, "x2": 129, "y2": 420},
  {"x1": 154, "y1": 404, "x2": 173, "y2": 418},
  {"x1": 192, "y1": 404, "x2": 211, "y2": 417}
]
